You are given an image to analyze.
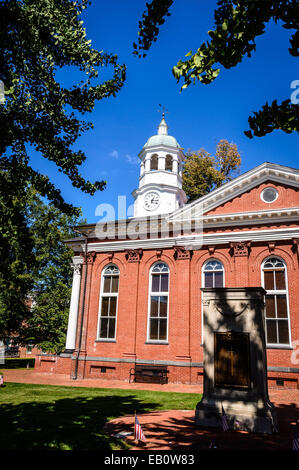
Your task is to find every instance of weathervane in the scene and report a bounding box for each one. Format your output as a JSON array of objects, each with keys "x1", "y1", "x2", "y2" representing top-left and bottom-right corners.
[{"x1": 158, "y1": 104, "x2": 168, "y2": 118}]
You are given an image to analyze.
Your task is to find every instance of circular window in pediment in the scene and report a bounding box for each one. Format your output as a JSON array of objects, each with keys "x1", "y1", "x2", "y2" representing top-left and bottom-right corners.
[{"x1": 261, "y1": 187, "x2": 278, "y2": 203}]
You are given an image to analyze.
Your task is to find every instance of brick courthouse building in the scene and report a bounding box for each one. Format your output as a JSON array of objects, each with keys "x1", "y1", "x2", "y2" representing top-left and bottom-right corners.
[{"x1": 35, "y1": 116, "x2": 299, "y2": 388}]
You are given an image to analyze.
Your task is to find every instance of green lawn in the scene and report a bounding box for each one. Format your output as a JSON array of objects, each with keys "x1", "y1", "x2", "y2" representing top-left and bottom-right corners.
[{"x1": 0, "y1": 383, "x2": 200, "y2": 450}]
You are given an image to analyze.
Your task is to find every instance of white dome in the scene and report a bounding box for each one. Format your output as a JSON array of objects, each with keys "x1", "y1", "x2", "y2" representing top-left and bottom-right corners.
[
  {"x1": 143, "y1": 134, "x2": 181, "y2": 149},
  {"x1": 143, "y1": 115, "x2": 181, "y2": 149}
]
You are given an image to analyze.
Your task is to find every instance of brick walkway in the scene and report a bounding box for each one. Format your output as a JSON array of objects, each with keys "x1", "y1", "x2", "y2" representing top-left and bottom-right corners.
[{"x1": 3, "y1": 369, "x2": 299, "y2": 450}]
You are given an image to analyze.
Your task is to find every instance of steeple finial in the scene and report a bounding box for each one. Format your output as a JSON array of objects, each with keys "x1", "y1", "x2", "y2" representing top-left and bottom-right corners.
[{"x1": 157, "y1": 104, "x2": 168, "y2": 135}]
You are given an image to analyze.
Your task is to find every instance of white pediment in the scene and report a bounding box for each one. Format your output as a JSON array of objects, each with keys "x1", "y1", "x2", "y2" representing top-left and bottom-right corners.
[{"x1": 166, "y1": 162, "x2": 299, "y2": 223}]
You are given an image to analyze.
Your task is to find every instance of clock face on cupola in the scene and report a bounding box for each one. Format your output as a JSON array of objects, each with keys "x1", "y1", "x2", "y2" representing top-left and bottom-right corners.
[
  {"x1": 143, "y1": 192, "x2": 160, "y2": 211},
  {"x1": 132, "y1": 113, "x2": 187, "y2": 218}
]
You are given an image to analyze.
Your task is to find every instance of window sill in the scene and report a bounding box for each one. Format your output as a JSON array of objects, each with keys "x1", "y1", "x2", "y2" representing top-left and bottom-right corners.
[
  {"x1": 266, "y1": 344, "x2": 293, "y2": 350},
  {"x1": 145, "y1": 341, "x2": 169, "y2": 345},
  {"x1": 95, "y1": 339, "x2": 116, "y2": 343}
]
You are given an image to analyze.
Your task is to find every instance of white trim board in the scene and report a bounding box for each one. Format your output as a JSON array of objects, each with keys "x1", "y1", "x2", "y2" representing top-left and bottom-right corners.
[{"x1": 73, "y1": 227, "x2": 299, "y2": 253}]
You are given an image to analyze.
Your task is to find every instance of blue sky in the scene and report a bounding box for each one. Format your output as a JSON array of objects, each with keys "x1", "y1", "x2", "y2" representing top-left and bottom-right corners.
[{"x1": 31, "y1": 0, "x2": 298, "y2": 223}]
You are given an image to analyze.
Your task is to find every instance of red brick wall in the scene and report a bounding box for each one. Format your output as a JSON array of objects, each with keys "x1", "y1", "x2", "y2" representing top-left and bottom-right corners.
[
  {"x1": 34, "y1": 179, "x2": 299, "y2": 388},
  {"x1": 35, "y1": 355, "x2": 72, "y2": 375},
  {"x1": 19, "y1": 346, "x2": 41, "y2": 358},
  {"x1": 36, "y1": 236, "x2": 299, "y2": 389},
  {"x1": 206, "y1": 181, "x2": 299, "y2": 215}
]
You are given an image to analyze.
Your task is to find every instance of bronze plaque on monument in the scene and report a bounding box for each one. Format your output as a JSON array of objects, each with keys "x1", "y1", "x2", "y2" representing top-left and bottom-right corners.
[{"x1": 214, "y1": 331, "x2": 251, "y2": 389}]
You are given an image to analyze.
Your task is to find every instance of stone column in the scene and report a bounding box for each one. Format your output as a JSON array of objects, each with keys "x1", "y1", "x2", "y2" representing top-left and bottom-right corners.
[{"x1": 64, "y1": 262, "x2": 82, "y2": 353}]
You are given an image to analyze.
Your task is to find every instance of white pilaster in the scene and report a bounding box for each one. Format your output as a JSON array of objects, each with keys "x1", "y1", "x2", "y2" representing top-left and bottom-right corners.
[
  {"x1": 158, "y1": 154, "x2": 165, "y2": 170},
  {"x1": 173, "y1": 156, "x2": 179, "y2": 174},
  {"x1": 145, "y1": 156, "x2": 151, "y2": 172},
  {"x1": 65, "y1": 261, "x2": 82, "y2": 351}
]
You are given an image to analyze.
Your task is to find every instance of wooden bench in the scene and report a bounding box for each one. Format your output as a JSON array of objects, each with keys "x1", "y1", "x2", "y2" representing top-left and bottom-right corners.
[{"x1": 129, "y1": 364, "x2": 168, "y2": 384}]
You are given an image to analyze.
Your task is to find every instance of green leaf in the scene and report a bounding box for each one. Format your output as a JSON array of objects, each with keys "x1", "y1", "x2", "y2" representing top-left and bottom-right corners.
[
  {"x1": 222, "y1": 20, "x2": 228, "y2": 31},
  {"x1": 193, "y1": 54, "x2": 202, "y2": 67}
]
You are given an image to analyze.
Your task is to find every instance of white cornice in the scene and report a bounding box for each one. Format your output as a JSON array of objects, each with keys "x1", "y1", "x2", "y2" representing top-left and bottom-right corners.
[
  {"x1": 139, "y1": 169, "x2": 183, "y2": 183},
  {"x1": 202, "y1": 207, "x2": 299, "y2": 228},
  {"x1": 68, "y1": 227, "x2": 299, "y2": 253},
  {"x1": 69, "y1": 207, "x2": 299, "y2": 245},
  {"x1": 132, "y1": 183, "x2": 184, "y2": 197},
  {"x1": 138, "y1": 144, "x2": 184, "y2": 158}
]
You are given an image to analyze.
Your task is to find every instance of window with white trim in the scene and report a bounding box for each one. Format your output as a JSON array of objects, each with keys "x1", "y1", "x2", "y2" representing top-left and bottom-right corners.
[
  {"x1": 262, "y1": 257, "x2": 291, "y2": 346},
  {"x1": 98, "y1": 265, "x2": 119, "y2": 340},
  {"x1": 203, "y1": 259, "x2": 224, "y2": 288},
  {"x1": 201, "y1": 259, "x2": 224, "y2": 344},
  {"x1": 261, "y1": 187, "x2": 278, "y2": 203},
  {"x1": 148, "y1": 262, "x2": 169, "y2": 342}
]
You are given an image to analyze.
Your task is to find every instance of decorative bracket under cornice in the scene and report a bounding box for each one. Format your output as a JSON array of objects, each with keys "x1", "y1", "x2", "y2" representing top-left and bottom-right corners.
[
  {"x1": 173, "y1": 246, "x2": 193, "y2": 260},
  {"x1": 268, "y1": 242, "x2": 276, "y2": 253},
  {"x1": 230, "y1": 241, "x2": 251, "y2": 257},
  {"x1": 292, "y1": 238, "x2": 299, "y2": 263},
  {"x1": 125, "y1": 249, "x2": 143, "y2": 263},
  {"x1": 81, "y1": 251, "x2": 96, "y2": 264},
  {"x1": 208, "y1": 246, "x2": 215, "y2": 256}
]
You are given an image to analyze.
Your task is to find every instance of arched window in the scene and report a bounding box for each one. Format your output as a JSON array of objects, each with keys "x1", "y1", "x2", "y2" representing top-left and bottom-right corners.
[
  {"x1": 262, "y1": 257, "x2": 291, "y2": 346},
  {"x1": 165, "y1": 155, "x2": 173, "y2": 172},
  {"x1": 150, "y1": 154, "x2": 158, "y2": 171},
  {"x1": 148, "y1": 262, "x2": 169, "y2": 342},
  {"x1": 98, "y1": 265, "x2": 119, "y2": 340},
  {"x1": 201, "y1": 259, "x2": 224, "y2": 344},
  {"x1": 203, "y1": 259, "x2": 224, "y2": 288}
]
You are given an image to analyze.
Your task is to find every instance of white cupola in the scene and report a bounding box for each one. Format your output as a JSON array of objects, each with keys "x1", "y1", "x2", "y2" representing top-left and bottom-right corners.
[{"x1": 132, "y1": 114, "x2": 187, "y2": 218}]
